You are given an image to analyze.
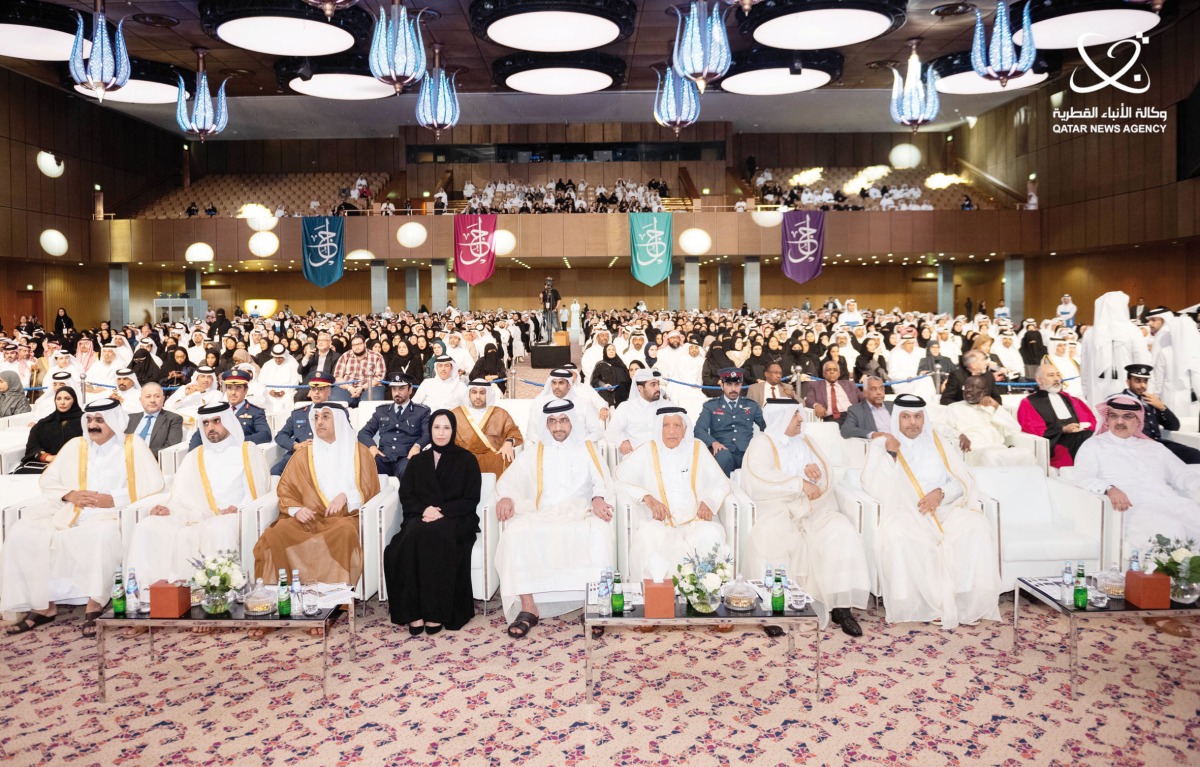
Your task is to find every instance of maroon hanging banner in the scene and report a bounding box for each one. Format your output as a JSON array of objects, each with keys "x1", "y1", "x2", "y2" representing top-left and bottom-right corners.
[
  {"x1": 453, "y1": 214, "x2": 498, "y2": 285},
  {"x1": 781, "y1": 210, "x2": 825, "y2": 285}
]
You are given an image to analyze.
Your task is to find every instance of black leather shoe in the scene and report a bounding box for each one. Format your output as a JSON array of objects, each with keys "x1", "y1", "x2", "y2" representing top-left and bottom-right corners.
[
  {"x1": 424, "y1": 624, "x2": 443, "y2": 636},
  {"x1": 763, "y1": 625, "x2": 785, "y2": 638},
  {"x1": 831, "y1": 608, "x2": 863, "y2": 637},
  {"x1": 407, "y1": 624, "x2": 424, "y2": 636}
]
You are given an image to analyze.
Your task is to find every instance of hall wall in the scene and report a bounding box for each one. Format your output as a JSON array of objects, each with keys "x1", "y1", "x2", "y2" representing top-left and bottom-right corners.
[{"x1": 733, "y1": 132, "x2": 949, "y2": 174}]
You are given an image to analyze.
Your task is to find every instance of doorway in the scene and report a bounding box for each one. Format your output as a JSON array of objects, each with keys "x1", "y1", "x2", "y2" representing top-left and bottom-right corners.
[{"x1": 14, "y1": 290, "x2": 43, "y2": 327}]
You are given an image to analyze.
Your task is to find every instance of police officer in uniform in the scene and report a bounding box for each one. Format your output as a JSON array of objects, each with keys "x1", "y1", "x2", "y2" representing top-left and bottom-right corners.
[
  {"x1": 693, "y1": 367, "x2": 766, "y2": 476},
  {"x1": 271, "y1": 372, "x2": 334, "y2": 475},
  {"x1": 357, "y1": 373, "x2": 431, "y2": 479},
  {"x1": 187, "y1": 369, "x2": 271, "y2": 450},
  {"x1": 1122, "y1": 363, "x2": 1200, "y2": 464}
]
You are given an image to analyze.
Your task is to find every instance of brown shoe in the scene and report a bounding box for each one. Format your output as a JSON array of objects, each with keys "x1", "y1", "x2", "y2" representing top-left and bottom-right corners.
[
  {"x1": 635, "y1": 625, "x2": 656, "y2": 633},
  {"x1": 1144, "y1": 616, "x2": 1192, "y2": 637},
  {"x1": 712, "y1": 624, "x2": 734, "y2": 633}
]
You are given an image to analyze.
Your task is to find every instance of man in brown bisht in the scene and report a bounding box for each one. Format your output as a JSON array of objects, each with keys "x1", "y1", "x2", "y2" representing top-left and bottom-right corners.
[
  {"x1": 253, "y1": 402, "x2": 380, "y2": 587},
  {"x1": 452, "y1": 379, "x2": 522, "y2": 476}
]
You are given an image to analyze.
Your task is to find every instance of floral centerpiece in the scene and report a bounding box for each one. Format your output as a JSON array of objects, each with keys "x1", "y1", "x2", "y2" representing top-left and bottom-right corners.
[
  {"x1": 1145, "y1": 535, "x2": 1200, "y2": 605},
  {"x1": 189, "y1": 551, "x2": 246, "y2": 614},
  {"x1": 673, "y1": 545, "x2": 734, "y2": 614}
]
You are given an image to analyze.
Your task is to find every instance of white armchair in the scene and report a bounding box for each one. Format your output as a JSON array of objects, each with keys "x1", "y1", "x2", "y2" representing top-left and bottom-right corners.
[
  {"x1": 1009, "y1": 432, "x2": 1051, "y2": 475},
  {"x1": 0, "y1": 474, "x2": 55, "y2": 543},
  {"x1": 1055, "y1": 466, "x2": 1125, "y2": 569},
  {"x1": 615, "y1": 490, "x2": 740, "y2": 580},
  {"x1": 250, "y1": 473, "x2": 393, "y2": 602},
  {"x1": 971, "y1": 466, "x2": 1103, "y2": 588}
]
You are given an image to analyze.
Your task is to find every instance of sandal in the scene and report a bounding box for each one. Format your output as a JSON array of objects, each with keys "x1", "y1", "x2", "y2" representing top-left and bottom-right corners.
[
  {"x1": 6, "y1": 612, "x2": 55, "y2": 635},
  {"x1": 590, "y1": 626, "x2": 605, "y2": 639},
  {"x1": 1144, "y1": 616, "x2": 1192, "y2": 638},
  {"x1": 81, "y1": 611, "x2": 103, "y2": 639},
  {"x1": 506, "y1": 611, "x2": 539, "y2": 639}
]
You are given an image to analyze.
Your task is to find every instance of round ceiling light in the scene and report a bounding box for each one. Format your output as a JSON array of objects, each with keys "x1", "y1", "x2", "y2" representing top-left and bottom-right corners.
[
  {"x1": 679, "y1": 228, "x2": 712, "y2": 256},
  {"x1": 36, "y1": 151, "x2": 64, "y2": 178},
  {"x1": 929, "y1": 49, "x2": 1060, "y2": 95},
  {"x1": 185, "y1": 242, "x2": 215, "y2": 263},
  {"x1": 40, "y1": 229, "x2": 68, "y2": 256},
  {"x1": 493, "y1": 229, "x2": 517, "y2": 256},
  {"x1": 471, "y1": 0, "x2": 637, "y2": 53},
  {"x1": 494, "y1": 52, "x2": 625, "y2": 95},
  {"x1": 248, "y1": 231, "x2": 279, "y2": 258},
  {"x1": 347, "y1": 249, "x2": 374, "y2": 260},
  {"x1": 276, "y1": 52, "x2": 395, "y2": 100},
  {"x1": 1011, "y1": 1, "x2": 1162, "y2": 50},
  {"x1": 0, "y1": 0, "x2": 93, "y2": 61},
  {"x1": 396, "y1": 221, "x2": 428, "y2": 248},
  {"x1": 738, "y1": 0, "x2": 907, "y2": 50},
  {"x1": 720, "y1": 47, "x2": 842, "y2": 96},
  {"x1": 751, "y1": 208, "x2": 784, "y2": 228},
  {"x1": 69, "y1": 57, "x2": 190, "y2": 104},
  {"x1": 200, "y1": 0, "x2": 373, "y2": 57}
]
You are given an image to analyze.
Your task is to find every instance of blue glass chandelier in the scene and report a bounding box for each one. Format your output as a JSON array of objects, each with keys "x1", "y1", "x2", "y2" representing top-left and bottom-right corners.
[
  {"x1": 889, "y1": 40, "x2": 939, "y2": 133},
  {"x1": 176, "y1": 48, "x2": 229, "y2": 143},
  {"x1": 68, "y1": 0, "x2": 129, "y2": 102},
  {"x1": 971, "y1": 2, "x2": 1036, "y2": 87},
  {"x1": 369, "y1": 0, "x2": 427, "y2": 94},
  {"x1": 653, "y1": 66, "x2": 701, "y2": 136},
  {"x1": 416, "y1": 45, "x2": 460, "y2": 138},
  {"x1": 670, "y1": 1, "x2": 731, "y2": 94}
]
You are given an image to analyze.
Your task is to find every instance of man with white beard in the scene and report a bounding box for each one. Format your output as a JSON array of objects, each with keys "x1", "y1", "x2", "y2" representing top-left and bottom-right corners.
[
  {"x1": 617, "y1": 405, "x2": 730, "y2": 581},
  {"x1": 125, "y1": 402, "x2": 269, "y2": 588},
  {"x1": 1081, "y1": 291, "x2": 1151, "y2": 406},
  {"x1": 258, "y1": 344, "x2": 301, "y2": 418},
  {"x1": 861, "y1": 394, "x2": 1002, "y2": 629},
  {"x1": 526, "y1": 368, "x2": 604, "y2": 443},
  {"x1": 742, "y1": 401, "x2": 870, "y2": 637},
  {"x1": 653, "y1": 330, "x2": 687, "y2": 382},
  {"x1": 607, "y1": 369, "x2": 668, "y2": 456},
  {"x1": 495, "y1": 399, "x2": 615, "y2": 639},
  {"x1": 2, "y1": 399, "x2": 164, "y2": 637}
]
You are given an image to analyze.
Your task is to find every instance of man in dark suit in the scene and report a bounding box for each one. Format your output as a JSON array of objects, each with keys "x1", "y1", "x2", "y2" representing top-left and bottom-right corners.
[
  {"x1": 358, "y1": 373, "x2": 431, "y2": 479},
  {"x1": 746, "y1": 362, "x2": 798, "y2": 407},
  {"x1": 840, "y1": 376, "x2": 894, "y2": 440},
  {"x1": 804, "y1": 360, "x2": 862, "y2": 425},
  {"x1": 940, "y1": 350, "x2": 1004, "y2": 406},
  {"x1": 298, "y1": 331, "x2": 341, "y2": 395},
  {"x1": 187, "y1": 369, "x2": 271, "y2": 450},
  {"x1": 125, "y1": 382, "x2": 184, "y2": 458},
  {"x1": 271, "y1": 373, "x2": 334, "y2": 474}
]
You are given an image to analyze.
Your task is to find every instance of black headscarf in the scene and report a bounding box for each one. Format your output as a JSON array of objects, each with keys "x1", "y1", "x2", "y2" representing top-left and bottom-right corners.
[
  {"x1": 24, "y1": 386, "x2": 83, "y2": 461},
  {"x1": 130, "y1": 348, "x2": 160, "y2": 384},
  {"x1": 429, "y1": 409, "x2": 461, "y2": 458}
]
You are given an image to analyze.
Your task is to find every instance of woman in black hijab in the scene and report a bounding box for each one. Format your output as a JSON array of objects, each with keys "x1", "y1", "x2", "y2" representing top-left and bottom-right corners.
[
  {"x1": 388, "y1": 340, "x2": 425, "y2": 383},
  {"x1": 383, "y1": 410, "x2": 482, "y2": 635},
  {"x1": 16, "y1": 386, "x2": 82, "y2": 473},
  {"x1": 590, "y1": 343, "x2": 630, "y2": 406},
  {"x1": 158, "y1": 348, "x2": 195, "y2": 388},
  {"x1": 129, "y1": 347, "x2": 160, "y2": 385},
  {"x1": 702, "y1": 343, "x2": 735, "y2": 388},
  {"x1": 468, "y1": 343, "x2": 507, "y2": 394}
]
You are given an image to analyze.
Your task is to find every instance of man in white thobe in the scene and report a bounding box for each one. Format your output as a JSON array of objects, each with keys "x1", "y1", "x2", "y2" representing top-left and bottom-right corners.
[
  {"x1": 257, "y1": 344, "x2": 300, "y2": 418},
  {"x1": 525, "y1": 368, "x2": 604, "y2": 443},
  {"x1": 1147, "y1": 307, "x2": 1200, "y2": 415},
  {"x1": 165, "y1": 365, "x2": 220, "y2": 423},
  {"x1": 861, "y1": 394, "x2": 1002, "y2": 628},
  {"x1": 495, "y1": 399, "x2": 615, "y2": 638},
  {"x1": 125, "y1": 402, "x2": 269, "y2": 587},
  {"x1": 2, "y1": 399, "x2": 164, "y2": 636},
  {"x1": 84, "y1": 344, "x2": 121, "y2": 393},
  {"x1": 413, "y1": 355, "x2": 468, "y2": 413},
  {"x1": 1081, "y1": 291, "x2": 1151, "y2": 407},
  {"x1": 109, "y1": 367, "x2": 143, "y2": 414},
  {"x1": 939, "y1": 375, "x2": 1037, "y2": 467},
  {"x1": 607, "y1": 369, "x2": 668, "y2": 457},
  {"x1": 743, "y1": 402, "x2": 870, "y2": 636},
  {"x1": 889, "y1": 331, "x2": 936, "y2": 401},
  {"x1": 616, "y1": 406, "x2": 730, "y2": 581}
]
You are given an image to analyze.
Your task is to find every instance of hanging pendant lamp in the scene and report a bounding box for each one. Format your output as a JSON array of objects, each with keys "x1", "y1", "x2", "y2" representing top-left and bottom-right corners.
[
  {"x1": 889, "y1": 39, "x2": 939, "y2": 134},
  {"x1": 176, "y1": 47, "x2": 230, "y2": 143},
  {"x1": 670, "y1": 1, "x2": 731, "y2": 94},
  {"x1": 416, "y1": 45, "x2": 460, "y2": 138},
  {"x1": 68, "y1": 0, "x2": 130, "y2": 102}
]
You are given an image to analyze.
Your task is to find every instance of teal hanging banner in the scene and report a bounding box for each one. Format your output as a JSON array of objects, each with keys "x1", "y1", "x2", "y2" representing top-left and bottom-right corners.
[
  {"x1": 629, "y1": 212, "x2": 673, "y2": 287},
  {"x1": 301, "y1": 216, "x2": 345, "y2": 288}
]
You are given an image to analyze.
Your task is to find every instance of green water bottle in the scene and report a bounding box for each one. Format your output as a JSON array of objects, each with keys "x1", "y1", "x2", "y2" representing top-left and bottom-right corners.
[
  {"x1": 1073, "y1": 561, "x2": 1088, "y2": 610},
  {"x1": 278, "y1": 568, "x2": 291, "y2": 617},
  {"x1": 111, "y1": 568, "x2": 126, "y2": 616},
  {"x1": 611, "y1": 571, "x2": 624, "y2": 614},
  {"x1": 771, "y1": 576, "x2": 785, "y2": 614}
]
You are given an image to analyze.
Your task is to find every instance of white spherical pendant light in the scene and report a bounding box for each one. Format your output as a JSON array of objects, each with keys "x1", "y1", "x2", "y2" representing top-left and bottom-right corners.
[
  {"x1": 396, "y1": 221, "x2": 428, "y2": 248},
  {"x1": 679, "y1": 228, "x2": 712, "y2": 256},
  {"x1": 248, "y1": 231, "x2": 279, "y2": 257},
  {"x1": 185, "y1": 242, "x2": 214, "y2": 262},
  {"x1": 493, "y1": 229, "x2": 517, "y2": 256},
  {"x1": 39, "y1": 229, "x2": 68, "y2": 256}
]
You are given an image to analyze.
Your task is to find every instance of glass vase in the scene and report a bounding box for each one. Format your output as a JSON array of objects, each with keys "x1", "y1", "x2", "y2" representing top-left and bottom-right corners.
[
  {"x1": 1170, "y1": 578, "x2": 1200, "y2": 605},
  {"x1": 687, "y1": 592, "x2": 720, "y2": 614},
  {"x1": 201, "y1": 592, "x2": 231, "y2": 615}
]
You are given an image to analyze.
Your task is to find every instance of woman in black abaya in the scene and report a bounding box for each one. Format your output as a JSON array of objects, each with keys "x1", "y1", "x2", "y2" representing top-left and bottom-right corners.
[{"x1": 384, "y1": 409, "x2": 482, "y2": 635}]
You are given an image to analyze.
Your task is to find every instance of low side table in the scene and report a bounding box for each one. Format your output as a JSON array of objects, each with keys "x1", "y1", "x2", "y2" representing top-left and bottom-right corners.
[
  {"x1": 582, "y1": 592, "x2": 821, "y2": 703},
  {"x1": 95, "y1": 601, "x2": 355, "y2": 701},
  {"x1": 1013, "y1": 577, "x2": 1200, "y2": 699}
]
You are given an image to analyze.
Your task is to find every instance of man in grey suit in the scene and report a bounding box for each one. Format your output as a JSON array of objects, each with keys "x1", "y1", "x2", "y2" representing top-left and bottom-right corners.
[
  {"x1": 840, "y1": 376, "x2": 894, "y2": 440},
  {"x1": 125, "y1": 382, "x2": 184, "y2": 458}
]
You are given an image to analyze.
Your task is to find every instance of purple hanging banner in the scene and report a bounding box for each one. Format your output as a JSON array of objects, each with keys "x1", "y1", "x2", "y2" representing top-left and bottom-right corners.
[{"x1": 780, "y1": 210, "x2": 825, "y2": 285}]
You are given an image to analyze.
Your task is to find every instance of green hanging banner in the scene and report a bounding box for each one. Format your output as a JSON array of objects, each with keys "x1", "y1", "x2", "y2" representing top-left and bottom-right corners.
[{"x1": 629, "y1": 212, "x2": 673, "y2": 287}]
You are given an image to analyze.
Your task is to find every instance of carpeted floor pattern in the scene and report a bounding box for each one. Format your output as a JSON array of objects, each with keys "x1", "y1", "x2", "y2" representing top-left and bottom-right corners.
[{"x1": 1, "y1": 596, "x2": 1197, "y2": 766}]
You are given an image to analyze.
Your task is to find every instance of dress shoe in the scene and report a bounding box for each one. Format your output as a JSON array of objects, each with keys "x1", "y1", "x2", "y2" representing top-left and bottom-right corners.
[
  {"x1": 408, "y1": 624, "x2": 425, "y2": 636},
  {"x1": 424, "y1": 624, "x2": 444, "y2": 636},
  {"x1": 831, "y1": 608, "x2": 863, "y2": 637}
]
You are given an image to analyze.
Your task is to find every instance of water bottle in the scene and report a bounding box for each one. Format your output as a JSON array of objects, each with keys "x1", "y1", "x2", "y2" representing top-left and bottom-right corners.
[
  {"x1": 597, "y1": 568, "x2": 612, "y2": 617},
  {"x1": 125, "y1": 568, "x2": 140, "y2": 614},
  {"x1": 290, "y1": 569, "x2": 302, "y2": 612},
  {"x1": 763, "y1": 565, "x2": 773, "y2": 587},
  {"x1": 776, "y1": 562, "x2": 788, "y2": 590},
  {"x1": 1060, "y1": 561, "x2": 1074, "y2": 605},
  {"x1": 1128, "y1": 549, "x2": 1141, "y2": 573}
]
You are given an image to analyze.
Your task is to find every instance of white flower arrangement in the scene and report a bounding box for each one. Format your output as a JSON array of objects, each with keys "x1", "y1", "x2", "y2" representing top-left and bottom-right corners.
[
  {"x1": 1145, "y1": 535, "x2": 1200, "y2": 584},
  {"x1": 673, "y1": 545, "x2": 733, "y2": 604},
  {"x1": 188, "y1": 550, "x2": 245, "y2": 595}
]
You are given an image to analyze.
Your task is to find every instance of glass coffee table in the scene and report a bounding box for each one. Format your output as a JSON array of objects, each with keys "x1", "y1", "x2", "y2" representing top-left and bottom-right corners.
[
  {"x1": 95, "y1": 602, "x2": 355, "y2": 701},
  {"x1": 582, "y1": 589, "x2": 821, "y2": 703},
  {"x1": 1013, "y1": 576, "x2": 1200, "y2": 699}
]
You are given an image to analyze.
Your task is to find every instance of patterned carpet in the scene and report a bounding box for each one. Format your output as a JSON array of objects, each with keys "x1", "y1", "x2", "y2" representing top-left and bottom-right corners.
[{"x1": 1, "y1": 596, "x2": 1197, "y2": 767}]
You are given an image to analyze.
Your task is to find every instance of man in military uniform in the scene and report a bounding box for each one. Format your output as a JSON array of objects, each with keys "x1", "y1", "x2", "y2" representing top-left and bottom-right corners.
[
  {"x1": 357, "y1": 373, "x2": 430, "y2": 479},
  {"x1": 693, "y1": 368, "x2": 766, "y2": 476},
  {"x1": 271, "y1": 372, "x2": 333, "y2": 475},
  {"x1": 187, "y1": 369, "x2": 271, "y2": 450},
  {"x1": 1123, "y1": 363, "x2": 1200, "y2": 464}
]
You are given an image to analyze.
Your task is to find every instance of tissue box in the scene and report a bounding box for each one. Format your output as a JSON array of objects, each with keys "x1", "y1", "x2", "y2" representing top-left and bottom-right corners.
[
  {"x1": 643, "y1": 579, "x2": 675, "y2": 618},
  {"x1": 149, "y1": 580, "x2": 192, "y2": 618},
  {"x1": 1125, "y1": 571, "x2": 1170, "y2": 609}
]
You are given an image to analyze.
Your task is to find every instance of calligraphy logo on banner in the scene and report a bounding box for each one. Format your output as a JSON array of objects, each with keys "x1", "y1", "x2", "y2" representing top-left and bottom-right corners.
[
  {"x1": 301, "y1": 216, "x2": 345, "y2": 288},
  {"x1": 781, "y1": 210, "x2": 824, "y2": 285},
  {"x1": 629, "y1": 212, "x2": 673, "y2": 287},
  {"x1": 454, "y1": 214, "x2": 497, "y2": 285}
]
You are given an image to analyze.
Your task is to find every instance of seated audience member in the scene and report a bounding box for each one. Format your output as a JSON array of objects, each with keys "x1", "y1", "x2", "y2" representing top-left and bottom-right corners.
[
  {"x1": 1016, "y1": 363, "x2": 1096, "y2": 468},
  {"x1": 940, "y1": 350, "x2": 1003, "y2": 405},
  {"x1": 694, "y1": 368, "x2": 765, "y2": 476},
  {"x1": 1122, "y1": 363, "x2": 1200, "y2": 464},
  {"x1": 2, "y1": 400, "x2": 164, "y2": 636},
  {"x1": 451, "y1": 379, "x2": 521, "y2": 476},
  {"x1": 187, "y1": 370, "x2": 271, "y2": 450},
  {"x1": 607, "y1": 369, "x2": 668, "y2": 456},
  {"x1": 840, "y1": 376, "x2": 893, "y2": 440},
  {"x1": 15, "y1": 386, "x2": 83, "y2": 474},
  {"x1": 494, "y1": 400, "x2": 615, "y2": 639},
  {"x1": 125, "y1": 383, "x2": 184, "y2": 459},
  {"x1": 747, "y1": 362, "x2": 798, "y2": 407},
  {"x1": 414, "y1": 355, "x2": 468, "y2": 413},
  {"x1": 861, "y1": 394, "x2": 1002, "y2": 629},
  {"x1": 939, "y1": 375, "x2": 1037, "y2": 467},
  {"x1": 384, "y1": 409, "x2": 482, "y2": 635},
  {"x1": 804, "y1": 360, "x2": 862, "y2": 425},
  {"x1": 525, "y1": 368, "x2": 605, "y2": 444},
  {"x1": 357, "y1": 373, "x2": 430, "y2": 479},
  {"x1": 0, "y1": 371, "x2": 30, "y2": 420},
  {"x1": 272, "y1": 372, "x2": 333, "y2": 475}
]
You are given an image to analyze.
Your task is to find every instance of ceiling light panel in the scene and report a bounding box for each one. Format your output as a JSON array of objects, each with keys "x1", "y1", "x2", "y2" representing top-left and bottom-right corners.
[{"x1": 471, "y1": 0, "x2": 637, "y2": 53}]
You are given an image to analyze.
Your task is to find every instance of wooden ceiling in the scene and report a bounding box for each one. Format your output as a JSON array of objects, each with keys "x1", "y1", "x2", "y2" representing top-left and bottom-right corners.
[{"x1": 3, "y1": 0, "x2": 1063, "y2": 98}]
